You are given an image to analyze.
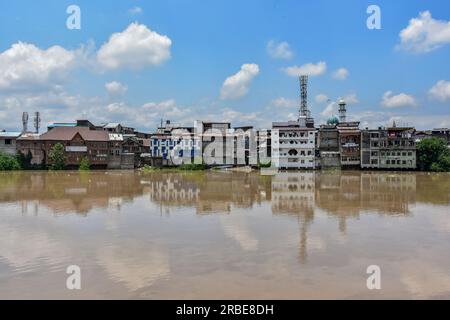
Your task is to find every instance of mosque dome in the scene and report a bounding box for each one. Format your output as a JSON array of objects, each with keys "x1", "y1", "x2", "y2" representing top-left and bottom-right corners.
[{"x1": 327, "y1": 115, "x2": 339, "y2": 125}]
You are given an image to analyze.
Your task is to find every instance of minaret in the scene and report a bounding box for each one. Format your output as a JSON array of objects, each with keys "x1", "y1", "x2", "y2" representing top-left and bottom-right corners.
[{"x1": 338, "y1": 98, "x2": 347, "y2": 123}]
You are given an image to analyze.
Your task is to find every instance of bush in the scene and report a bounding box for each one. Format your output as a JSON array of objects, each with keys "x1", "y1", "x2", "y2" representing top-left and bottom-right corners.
[
  {"x1": 0, "y1": 152, "x2": 21, "y2": 171},
  {"x1": 48, "y1": 143, "x2": 66, "y2": 170},
  {"x1": 178, "y1": 163, "x2": 207, "y2": 171},
  {"x1": 417, "y1": 137, "x2": 450, "y2": 172},
  {"x1": 258, "y1": 161, "x2": 272, "y2": 168},
  {"x1": 79, "y1": 156, "x2": 90, "y2": 171}
]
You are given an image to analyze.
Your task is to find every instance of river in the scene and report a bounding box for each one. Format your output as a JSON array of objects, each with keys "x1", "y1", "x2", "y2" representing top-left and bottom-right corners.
[{"x1": 0, "y1": 170, "x2": 449, "y2": 299}]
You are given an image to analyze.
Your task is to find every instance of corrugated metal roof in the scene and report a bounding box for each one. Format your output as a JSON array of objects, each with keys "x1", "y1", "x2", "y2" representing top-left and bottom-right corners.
[
  {"x1": 0, "y1": 132, "x2": 21, "y2": 138},
  {"x1": 48, "y1": 123, "x2": 77, "y2": 128},
  {"x1": 103, "y1": 123, "x2": 121, "y2": 129}
]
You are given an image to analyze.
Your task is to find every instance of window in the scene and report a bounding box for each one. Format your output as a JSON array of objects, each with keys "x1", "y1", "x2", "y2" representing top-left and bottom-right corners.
[{"x1": 5, "y1": 139, "x2": 12, "y2": 145}]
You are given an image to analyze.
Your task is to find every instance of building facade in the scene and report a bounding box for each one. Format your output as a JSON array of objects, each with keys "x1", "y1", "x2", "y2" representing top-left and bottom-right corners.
[
  {"x1": 39, "y1": 127, "x2": 110, "y2": 169},
  {"x1": 0, "y1": 131, "x2": 21, "y2": 155},
  {"x1": 317, "y1": 123, "x2": 340, "y2": 169},
  {"x1": 338, "y1": 121, "x2": 361, "y2": 168},
  {"x1": 361, "y1": 126, "x2": 416, "y2": 170},
  {"x1": 271, "y1": 118, "x2": 316, "y2": 170},
  {"x1": 431, "y1": 128, "x2": 450, "y2": 145}
]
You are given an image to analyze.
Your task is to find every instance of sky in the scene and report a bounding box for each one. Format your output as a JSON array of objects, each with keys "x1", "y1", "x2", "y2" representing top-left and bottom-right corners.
[{"x1": 1, "y1": 0, "x2": 450, "y2": 132}]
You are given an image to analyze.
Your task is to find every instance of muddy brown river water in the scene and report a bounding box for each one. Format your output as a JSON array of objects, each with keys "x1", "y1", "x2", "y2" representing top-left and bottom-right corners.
[{"x1": 0, "y1": 170, "x2": 450, "y2": 299}]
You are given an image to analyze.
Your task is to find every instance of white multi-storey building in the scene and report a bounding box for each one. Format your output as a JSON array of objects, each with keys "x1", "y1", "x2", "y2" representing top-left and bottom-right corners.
[{"x1": 271, "y1": 118, "x2": 316, "y2": 169}]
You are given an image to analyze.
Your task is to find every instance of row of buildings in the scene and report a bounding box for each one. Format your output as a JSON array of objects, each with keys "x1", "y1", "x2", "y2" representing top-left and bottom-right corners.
[
  {"x1": 0, "y1": 111, "x2": 446, "y2": 171},
  {"x1": 1, "y1": 77, "x2": 449, "y2": 170}
]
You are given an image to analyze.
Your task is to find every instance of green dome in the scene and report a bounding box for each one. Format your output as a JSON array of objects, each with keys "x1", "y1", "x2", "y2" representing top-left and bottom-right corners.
[{"x1": 327, "y1": 115, "x2": 339, "y2": 125}]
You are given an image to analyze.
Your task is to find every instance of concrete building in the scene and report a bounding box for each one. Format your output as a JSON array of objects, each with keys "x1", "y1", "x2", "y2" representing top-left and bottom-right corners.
[
  {"x1": 361, "y1": 126, "x2": 416, "y2": 170},
  {"x1": 0, "y1": 131, "x2": 21, "y2": 155},
  {"x1": 107, "y1": 133, "x2": 125, "y2": 169},
  {"x1": 317, "y1": 120, "x2": 340, "y2": 169},
  {"x1": 193, "y1": 121, "x2": 256, "y2": 166},
  {"x1": 150, "y1": 121, "x2": 199, "y2": 166},
  {"x1": 16, "y1": 133, "x2": 44, "y2": 165},
  {"x1": 271, "y1": 118, "x2": 316, "y2": 170},
  {"x1": 337, "y1": 121, "x2": 361, "y2": 168},
  {"x1": 431, "y1": 128, "x2": 450, "y2": 145},
  {"x1": 256, "y1": 129, "x2": 272, "y2": 166},
  {"x1": 194, "y1": 121, "x2": 230, "y2": 165}
]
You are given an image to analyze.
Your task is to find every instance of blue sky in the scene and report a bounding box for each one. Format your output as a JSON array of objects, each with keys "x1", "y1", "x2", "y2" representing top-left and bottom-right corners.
[{"x1": 1, "y1": 0, "x2": 450, "y2": 131}]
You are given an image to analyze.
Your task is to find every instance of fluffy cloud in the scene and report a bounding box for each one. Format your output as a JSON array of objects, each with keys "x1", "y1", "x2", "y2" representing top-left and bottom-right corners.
[
  {"x1": 271, "y1": 97, "x2": 297, "y2": 108},
  {"x1": 343, "y1": 93, "x2": 359, "y2": 104},
  {"x1": 381, "y1": 91, "x2": 417, "y2": 108},
  {"x1": 266, "y1": 40, "x2": 293, "y2": 60},
  {"x1": 220, "y1": 64, "x2": 260, "y2": 100},
  {"x1": 105, "y1": 81, "x2": 128, "y2": 96},
  {"x1": 428, "y1": 80, "x2": 450, "y2": 102},
  {"x1": 0, "y1": 42, "x2": 77, "y2": 91},
  {"x1": 97, "y1": 23, "x2": 172, "y2": 70},
  {"x1": 332, "y1": 68, "x2": 349, "y2": 80},
  {"x1": 315, "y1": 94, "x2": 329, "y2": 104},
  {"x1": 321, "y1": 101, "x2": 336, "y2": 118},
  {"x1": 283, "y1": 61, "x2": 326, "y2": 77},
  {"x1": 397, "y1": 11, "x2": 450, "y2": 53}
]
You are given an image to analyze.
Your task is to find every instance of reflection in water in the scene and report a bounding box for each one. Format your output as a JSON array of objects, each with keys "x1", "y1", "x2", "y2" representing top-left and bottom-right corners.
[{"x1": 0, "y1": 170, "x2": 450, "y2": 299}]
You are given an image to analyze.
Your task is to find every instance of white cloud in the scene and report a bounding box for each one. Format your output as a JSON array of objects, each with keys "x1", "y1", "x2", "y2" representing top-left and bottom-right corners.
[
  {"x1": 0, "y1": 42, "x2": 77, "y2": 91},
  {"x1": 283, "y1": 61, "x2": 326, "y2": 77},
  {"x1": 332, "y1": 68, "x2": 349, "y2": 80},
  {"x1": 429, "y1": 80, "x2": 450, "y2": 102},
  {"x1": 343, "y1": 93, "x2": 359, "y2": 104},
  {"x1": 105, "y1": 81, "x2": 128, "y2": 96},
  {"x1": 128, "y1": 6, "x2": 143, "y2": 15},
  {"x1": 381, "y1": 91, "x2": 417, "y2": 108},
  {"x1": 266, "y1": 40, "x2": 294, "y2": 60},
  {"x1": 97, "y1": 23, "x2": 172, "y2": 70},
  {"x1": 271, "y1": 97, "x2": 297, "y2": 108},
  {"x1": 220, "y1": 64, "x2": 260, "y2": 100},
  {"x1": 397, "y1": 11, "x2": 450, "y2": 53},
  {"x1": 321, "y1": 101, "x2": 336, "y2": 117},
  {"x1": 315, "y1": 94, "x2": 329, "y2": 104}
]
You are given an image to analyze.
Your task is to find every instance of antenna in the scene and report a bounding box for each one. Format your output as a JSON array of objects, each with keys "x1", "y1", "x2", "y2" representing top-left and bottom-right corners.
[
  {"x1": 22, "y1": 112, "x2": 29, "y2": 133},
  {"x1": 299, "y1": 75, "x2": 308, "y2": 119},
  {"x1": 33, "y1": 112, "x2": 41, "y2": 134}
]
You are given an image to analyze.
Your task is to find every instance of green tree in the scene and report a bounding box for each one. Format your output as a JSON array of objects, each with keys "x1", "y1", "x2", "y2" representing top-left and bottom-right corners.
[
  {"x1": 0, "y1": 152, "x2": 21, "y2": 171},
  {"x1": 417, "y1": 137, "x2": 450, "y2": 172},
  {"x1": 79, "y1": 156, "x2": 90, "y2": 171},
  {"x1": 48, "y1": 143, "x2": 66, "y2": 170}
]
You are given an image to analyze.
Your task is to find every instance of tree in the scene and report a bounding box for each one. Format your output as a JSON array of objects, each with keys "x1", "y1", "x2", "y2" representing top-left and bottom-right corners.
[
  {"x1": 417, "y1": 137, "x2": 450, "y2": 172},
  {"x1": 48, "y1": 143, "x2": 66, "y2": 170},
  {"x1": 16, "y1": 150, "x2": 32, "y2": 170},
  {"x1": 79, "y1": 156, "x2": 90, "y2": 171},
  {"x1": 0, "y1": 152, "x2": 21, "y2": 171}
]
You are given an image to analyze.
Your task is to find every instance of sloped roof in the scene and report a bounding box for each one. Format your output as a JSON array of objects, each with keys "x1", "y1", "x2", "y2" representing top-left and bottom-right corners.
[
  {"x1": 0, "y1": 131, "x2": 21, "y2": 138},
  {"x1": 39, "y1": 127, "x2": 109, "y2": 141},
  {"x1": 103, "y1": 123, "x2": 121, "y2": 129}
]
